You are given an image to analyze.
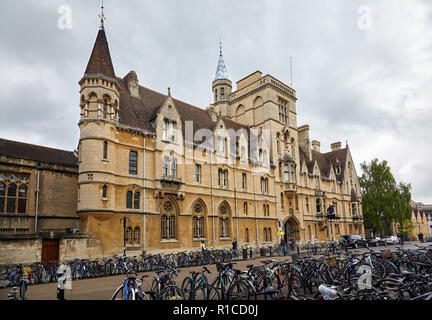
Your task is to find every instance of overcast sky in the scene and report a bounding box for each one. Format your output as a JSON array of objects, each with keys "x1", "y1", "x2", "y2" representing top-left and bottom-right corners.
[{"x1": 0, "y1": 0, "x2": 431, "y2": 203}]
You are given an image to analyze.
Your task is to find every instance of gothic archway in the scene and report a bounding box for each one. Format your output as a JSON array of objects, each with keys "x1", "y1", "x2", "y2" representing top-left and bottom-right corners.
[{"x1": 283, "y1": 216, "x2": 300, "y2": 242}]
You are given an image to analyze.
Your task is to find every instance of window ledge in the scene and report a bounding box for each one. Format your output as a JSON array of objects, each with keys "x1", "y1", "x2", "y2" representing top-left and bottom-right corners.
[
  {"x1": 102, "y1": 159, "x2": 109, "y2": 163},
  {"x1": 219, "y1": 237, "x2": 232, "y2": 241},
  {"x1": 102, "y1": 198, "x2": 108, "y2": 202},
  {"x1": 192, "y1": 238, "x2": 207, "y2": 242},
  {"x1": 160, "y1": 239, "x2": 179, "y2": 243}
]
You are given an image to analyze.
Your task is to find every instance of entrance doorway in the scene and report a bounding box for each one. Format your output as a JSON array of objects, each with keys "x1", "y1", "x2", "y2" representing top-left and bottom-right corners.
[
  {"x1": 284, "y1": 218, "x2": 300, "y2": 242},
  {"x1": 41, "y1": 239, "x2": 60, "y2": 267}
]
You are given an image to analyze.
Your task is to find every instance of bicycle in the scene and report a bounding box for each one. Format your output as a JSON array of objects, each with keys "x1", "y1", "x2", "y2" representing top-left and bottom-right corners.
[{"x1": 181, "y1": 266, "x2": 220, "y2": 300}]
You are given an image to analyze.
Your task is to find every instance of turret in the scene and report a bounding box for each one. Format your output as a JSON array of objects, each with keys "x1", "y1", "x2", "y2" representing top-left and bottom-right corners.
[
  {"x1": 78, "y1": 15, "x2": 120, "y2": 122},
  {"x1": 211, "y1": 41, "x2": 232, "y2": 117}
]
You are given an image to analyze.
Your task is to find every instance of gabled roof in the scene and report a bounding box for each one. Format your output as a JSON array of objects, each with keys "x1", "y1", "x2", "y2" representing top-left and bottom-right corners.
[
  {"x1": 116, "y1": 77, "x2": 249, "y2": 145},
  {"x1": 84, "y1": 29, "x2": 116, "y2": 78},
  {"x1": 300, "y1": 147, "x2": 348, "y2": 181},
  {"x1": 0, "y1": 138, "x2": 78, "y2": 167}
]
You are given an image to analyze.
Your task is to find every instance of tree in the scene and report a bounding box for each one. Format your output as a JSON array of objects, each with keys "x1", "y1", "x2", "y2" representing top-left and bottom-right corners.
[{"x1": 359, "y1": 159, "x2": 412, "y2": 237}]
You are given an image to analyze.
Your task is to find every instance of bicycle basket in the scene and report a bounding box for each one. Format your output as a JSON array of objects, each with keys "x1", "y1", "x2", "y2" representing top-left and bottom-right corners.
[
  {"x1": 216, "y1": 263, "x2": 223, "y2": 272},
  {"x1": 325, "y1": 256, "x2": 337, "y2": 267},
  {"x1": 381, "y1": 250, "x2": 392, "y2": 259}
]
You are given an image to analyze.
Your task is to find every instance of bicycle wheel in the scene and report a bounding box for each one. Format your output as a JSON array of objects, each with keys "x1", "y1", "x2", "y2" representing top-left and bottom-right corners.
[
  {"x1": 226, "y1": 280, "x2": 253, "y2": 300},
  {"x1": 181, "y1": 277, "x2": 194, "y2": 300},
  {"x1": 212, "y1": 274, "x2": 232, "y2": 299},
  {"x1": 112, "y1": 284, "x2": 135, "y2": 300},
  {"x1": 159, "y1": 285, "x2": 185, "y2": 300},
  {"x1": 193, "y1": 284, "x2": 221, "y2": 300}
]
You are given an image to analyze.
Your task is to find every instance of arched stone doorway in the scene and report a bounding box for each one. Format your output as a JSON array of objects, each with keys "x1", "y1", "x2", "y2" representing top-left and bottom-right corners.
[{"x1": 283, "y1": 217, "x2": 300, "y2": 242}]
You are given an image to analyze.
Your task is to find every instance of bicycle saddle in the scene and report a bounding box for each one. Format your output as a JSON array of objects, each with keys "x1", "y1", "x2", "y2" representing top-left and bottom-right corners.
[
  {"x1": 264, "y1": 287, "x2": 279, "y2": 295},
  {"x1": 246, "y1": 264, "x2": 254, "y2": 269}
]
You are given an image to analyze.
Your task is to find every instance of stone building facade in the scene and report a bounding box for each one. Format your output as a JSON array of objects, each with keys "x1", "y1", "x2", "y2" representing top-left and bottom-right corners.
[
  {"x1": 0, "y1": 18, "x2": 365, "y2": 264},
  {"x1": 76, "y1": 21, "x2": 364, "y2": 256},
  {"x1": 409, "y1": 201, "x2": 432, "y2": 240},
  {"x1": 0, "y1": 138, "x2": 94, "y2": 265}
]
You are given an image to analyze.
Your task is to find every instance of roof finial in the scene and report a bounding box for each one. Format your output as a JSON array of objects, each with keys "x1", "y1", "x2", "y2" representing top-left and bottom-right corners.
[
  {"x1": 214, "y1": 38, "x2": 229, "y2": 81},
  {"x1": 99, "y1": 0, "x2": 106, "y2": 30},
  {"x1": 168, "y1": 87, "x2": 171, "y2": 97},
  {"x1": 219, "y1": 38, "x2": 223, "y2": 56}
]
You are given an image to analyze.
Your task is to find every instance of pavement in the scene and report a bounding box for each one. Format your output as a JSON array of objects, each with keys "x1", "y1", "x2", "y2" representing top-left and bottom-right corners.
[{"x1": 1, "y1": 241, "x2": 429, "y2": 300}]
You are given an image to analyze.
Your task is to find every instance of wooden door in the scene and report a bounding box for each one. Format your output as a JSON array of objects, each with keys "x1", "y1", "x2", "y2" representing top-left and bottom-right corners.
[{"x1": 41, "y1": 239, "x2": 60, "y2": 267}]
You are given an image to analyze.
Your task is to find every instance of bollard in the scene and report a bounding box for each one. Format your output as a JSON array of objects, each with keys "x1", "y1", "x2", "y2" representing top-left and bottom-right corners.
[{"x1": 297, "y1": 246, "x2": 300, "y2": 255}]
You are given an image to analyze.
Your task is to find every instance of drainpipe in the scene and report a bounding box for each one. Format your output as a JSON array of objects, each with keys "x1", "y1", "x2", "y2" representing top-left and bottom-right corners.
[
  {"x1": 142, "y1": 136, "x2": 146, "y2": 252},
  {"x1": 34, "y1": 169, "x2": 41, "y2": 233},
  {"x1": 252, "y1": 166, "x2": 259, "y2": 246},
  {"x1": 233, "y1": 161, "x2": 239, "y2": 242},
  {"x1": 273, "y1": 168, "x2": 279, "y2": 244},
  {"x1": 210, "y1": 149, "x2": 215, "y2": 247}
]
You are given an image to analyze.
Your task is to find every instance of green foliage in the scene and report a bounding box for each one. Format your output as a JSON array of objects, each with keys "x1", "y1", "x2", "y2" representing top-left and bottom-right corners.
[{"x1": 359, "y1": 159, "x2": 412, "y2": 235}]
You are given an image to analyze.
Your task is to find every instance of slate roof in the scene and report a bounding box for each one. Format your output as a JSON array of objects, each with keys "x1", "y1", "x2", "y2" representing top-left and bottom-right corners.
[
  {"x1": 300, "y1": 147, "x2": 348, "y2": 181},
  {"x1": 0, "y1": 138, "x2": 78, "y2": 167},
  {"x1": 84, "y1": 29, "x2": 116, "y2": 78}
]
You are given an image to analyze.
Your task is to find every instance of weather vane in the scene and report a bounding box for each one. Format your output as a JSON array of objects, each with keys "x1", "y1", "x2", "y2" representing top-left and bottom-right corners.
[{"x1": 99, "y1": 0, "x2": 106, "y2": 30}]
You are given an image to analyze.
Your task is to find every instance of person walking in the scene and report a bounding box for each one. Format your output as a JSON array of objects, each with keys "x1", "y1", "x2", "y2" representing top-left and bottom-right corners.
[
  {"x1": 290, "y1": 237, "x2": 295, "y2": 251},
  {"x1": 419, "y1": 232, "x2": 424, "y2": 243},
  {"x1": 200, "y1": 241, "x2": 206, "y2": 252},
  {"x1": 232, "y1": 239, "x2": 238, "y2": 259},
  {"x1": 57, "y1": 265, "x2": 67, "y2": 300},
  {"x1": 397, "y1": 231, "x2": 404, "y2": 245}
]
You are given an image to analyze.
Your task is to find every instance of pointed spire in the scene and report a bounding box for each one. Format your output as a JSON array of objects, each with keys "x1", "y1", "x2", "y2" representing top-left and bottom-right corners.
[
  {"x1": 84, "y1": 12, "x2": 115, "y2": 78},
  {"x1": 214, "y1": 39, "x2": 229, "y2": 81}
]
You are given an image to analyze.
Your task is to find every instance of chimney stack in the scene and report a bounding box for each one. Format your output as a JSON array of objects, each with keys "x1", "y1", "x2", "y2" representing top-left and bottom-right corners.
[
  {"x1": 331, "y1": 142, "x2": 342, "y2": 152},
  {"x1": 311, "y1": 140, "x2": 321, "y2": 153}
]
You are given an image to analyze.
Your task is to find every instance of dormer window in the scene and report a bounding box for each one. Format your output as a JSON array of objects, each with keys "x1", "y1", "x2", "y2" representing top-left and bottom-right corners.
[{"x1": 162, "y1": 119, "x2": 176, "y2": 142}]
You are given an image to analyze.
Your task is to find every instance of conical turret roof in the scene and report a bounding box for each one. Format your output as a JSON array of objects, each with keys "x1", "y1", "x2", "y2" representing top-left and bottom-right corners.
[
  {"x1": 84, "y1": 29, "x2": 116, "y2": 78},
  {"x1": 214, "y1": 42, "x2": 229, "y2": 81}
]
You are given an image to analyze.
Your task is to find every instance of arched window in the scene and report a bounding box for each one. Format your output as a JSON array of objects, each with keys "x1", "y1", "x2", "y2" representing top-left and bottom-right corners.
[
  {"x1": 242, "y1": 173, "x2": 247, "y2": 190},
  {"x1": 134, "y1": 192, "x2": 140, "y2": 209},
  {"x1": 126, "y1": 191, "x2": 133, "y2": 209},
  {"x1": 103, "y1": 99, "x2": 108, "y2": 119},
  {"x1": 219, "y1": 203, "x2": 230, "y2": 238},
  {"x1": 0, "y1": 174, "x2": 29, "y2": 214},
  {"x1": 243, "y1": 202, "x2": 248, "y2": 215},
  {"x1": 102, "y1": 185, "x2": 107, "y2": 199},
  {"x1": 126, "y1": 227, "x2": 132, "y2": 244},
  {"x1": 215, "y1": 89, "x2": 218, "y2": 102},
  {"x1": 161, "y1": 200, "x2": 176, "y2": 240},
  {"x1": 245, "y1": 228, "x2": 249, "y2": 243},
  {"x1": 192, "y1": 201, "x2": 205, "y2": 239},
  {"x1": 133, "y1": 227, "x2": 140, "y2": 244},
  {"x1": 7, "y1": 183, "x2": 17, "y2": 213},
  {"x1": 17, "y1": 184, "x2": 27, "y2": 214},
  {"x1": 221, "y1": 87, "x2": 225, "y2": 100}
]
